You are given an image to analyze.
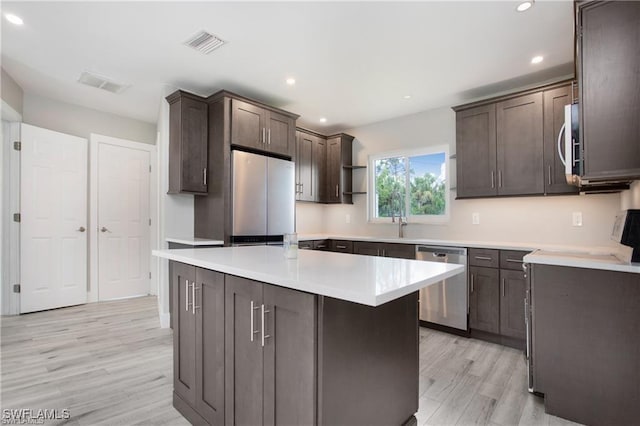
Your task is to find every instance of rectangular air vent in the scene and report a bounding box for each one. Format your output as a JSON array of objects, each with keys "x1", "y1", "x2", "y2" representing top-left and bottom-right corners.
[
  {"x1": 78, "y1": 71, "x2": 129, "y2": 94},
  {"x1": 184, "y1": 30, "x2": 226, "y2": 54}
]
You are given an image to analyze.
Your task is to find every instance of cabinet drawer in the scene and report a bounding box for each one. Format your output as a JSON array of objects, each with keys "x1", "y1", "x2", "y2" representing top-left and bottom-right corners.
[
  {"x1": 313, "y1": 240, "x2": 330, "y2": 251},
  {"x1": 331, "y1": 240, "x2": 353, "y2": 253},
  {"x1": 499, "y1": 250, "x2": 529, "y2": 271},
  {"x1": 468, "y1": 248, "x2": 499, "y2": 268},
  {"x1": 299, "y1": 240, "x2": 314, "y2": 250}
]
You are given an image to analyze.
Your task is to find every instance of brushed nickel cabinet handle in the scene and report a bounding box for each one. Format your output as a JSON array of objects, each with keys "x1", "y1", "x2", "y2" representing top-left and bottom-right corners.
[
  {"x1": 336, "y1": 245, "x2": 347, "y2": 249},
  {"x1": 268, "y1": 128, "x2": 271, "y2": 145},
  {"x1": 474, "y1": 255, "x2": 493, "y2": 261},
  {"x1": 502, "y1": 278, "x2": 506, "y2": 297},
  {"x1": 262, "y1": 128, "x2": 266, "y2": 144},
  {"x1": 261, "y1": 304, "x2": 271, "y2": 347},
  {"x1": 335, "y1": 184, "x2": 339, "y2": 197},
  {"x1": 250, "y1": 301, "x2": 260, "y2": 342},
  {"x1": 491, "y1": 171, "x2": 495, "y2": 189},
  {"x1": 547, "y1": 165, "x2": 552, "y2": 186},
  {"x1": 498, "y1": 170, "x2": 503, "y2": 188},
  {"x1": 192, "y1": 282, "x2": 197, "y2": 315},
  {"x1": 203, "y1": 168, "x2": 207, "y2": 186},
  {"x1": 185, "y1": 280, "x2": 192, "y2": 312},
  {"x1": 506, "y1": 258, "x2": 523, "y2": 264},
  {"x1": 471, "y1": 274, "x2": 474, "y2": 293}
]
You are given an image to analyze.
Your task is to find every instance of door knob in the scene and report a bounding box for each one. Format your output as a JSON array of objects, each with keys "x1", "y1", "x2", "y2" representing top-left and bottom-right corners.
[
  {"x1": 100, "y1": 227, "x2": 110, "y2": 233},
  {"x1": 77, "y1": 226, "x2": 86, "y2": 232}
]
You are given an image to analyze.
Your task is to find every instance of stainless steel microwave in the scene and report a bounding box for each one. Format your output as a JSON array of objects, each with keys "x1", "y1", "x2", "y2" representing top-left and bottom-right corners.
[{"x1": 561, "y1": 103, "x2": 581, "y2": 186}]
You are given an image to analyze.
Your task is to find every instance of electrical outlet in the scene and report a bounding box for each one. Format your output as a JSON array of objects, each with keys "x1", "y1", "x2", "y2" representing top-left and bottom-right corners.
[
  {"x1": 346, "y1": 214, "x2": 351, "y2": 224},
  {"x1": 472, "y1": 212, "x2": 480, "y2": 225},
  {"x1": 572, "y1": 212, "x2": 583, "y2": 227}
]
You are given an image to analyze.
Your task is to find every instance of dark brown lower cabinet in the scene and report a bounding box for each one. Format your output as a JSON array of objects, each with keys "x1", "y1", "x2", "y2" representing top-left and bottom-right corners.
[
  {"x1": 170, "y1": 259, "x2": 420, "y2": 426},
  {"x1": 468, "y1": 266, "x2": 500, "y2": 334},
  {"x1": 225, "y1": 275, "x2": 316, "y2": 426},
  {"x1": 499, "y1": 269, "x2": 526, "y2": 340},
  {"x1": 353, "y1": 241, "x2": 415, "y2": 259},
  {"x1": 172, "y1": 263, "x2": 225, "y2": 425},
  {"x1": 532, "y1": 264, "x2": 640, "y2": 426}
]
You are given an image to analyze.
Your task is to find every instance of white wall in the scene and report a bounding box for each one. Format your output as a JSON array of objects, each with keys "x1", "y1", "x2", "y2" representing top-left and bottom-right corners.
[
  {"x1": 23, "y1": 92, "x2": 156, "y2": 145},
  {"x1": 1, "y1": 68, "x2": 23, "y2": 116},
  {"x1": 299, "y1": 106, "x2": 623, "y2": 249},
  {"x1": 296, "y1": 202, "x2": 325, "y2": 234},
  {"x1": 621, "y1": 181, "x2": 640, "y2": 210}
]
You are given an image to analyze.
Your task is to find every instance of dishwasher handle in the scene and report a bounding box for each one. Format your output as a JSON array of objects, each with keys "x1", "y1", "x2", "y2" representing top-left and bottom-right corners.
[{"x1": 416, "y1": 245, "x2": 467, "y2": 256}]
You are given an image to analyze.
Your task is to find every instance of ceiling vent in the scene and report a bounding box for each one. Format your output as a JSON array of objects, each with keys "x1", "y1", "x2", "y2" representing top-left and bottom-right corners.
[
  {"x1": 184, "y1": 30, "x2": 226, "y2": 54},
  {"x1": 78, "y1": 71, "x2": 129, "y2": 94}
]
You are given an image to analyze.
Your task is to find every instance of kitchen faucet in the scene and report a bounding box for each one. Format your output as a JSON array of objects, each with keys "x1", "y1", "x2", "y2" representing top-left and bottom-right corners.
[{"x1": 390, "y1": 191, "x2": 408, "y2": 238}]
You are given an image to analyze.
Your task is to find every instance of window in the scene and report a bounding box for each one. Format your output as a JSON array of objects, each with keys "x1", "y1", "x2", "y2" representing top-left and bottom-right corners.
[{"x1": 369, "y1": 146, "x2": 449, "y2": 223}]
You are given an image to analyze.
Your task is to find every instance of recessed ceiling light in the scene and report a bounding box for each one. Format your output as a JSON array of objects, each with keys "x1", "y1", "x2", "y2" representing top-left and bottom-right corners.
[
  {"x1": 403, "y1": 95, "x2": 412, "y2": 99},
  {"x1": 516, "y1": 1, "x2": 533, "y2": 12},
  {"x1": 286, "y1": 78, "x2": 296, "y2": 86},
  {"x1": 5, "y1": 13, "x2": 23, "y2": 25},
  {"x1": 531, "y1": 55, "x2": 544, "y2": 64},
  {"x1": 319, "y1": 117, "x2": 327, "y2": 123}
]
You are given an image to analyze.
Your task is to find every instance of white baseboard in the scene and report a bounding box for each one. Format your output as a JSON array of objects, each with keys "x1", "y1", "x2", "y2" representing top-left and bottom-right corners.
[{"x1": 159, "y1": 312, "x2": 170, "y2": 329}]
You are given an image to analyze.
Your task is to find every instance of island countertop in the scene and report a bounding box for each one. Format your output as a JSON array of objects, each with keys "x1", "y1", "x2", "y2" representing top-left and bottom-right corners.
[{"x1": 153, "y1": 246, "x2": 464, "y2": 306}]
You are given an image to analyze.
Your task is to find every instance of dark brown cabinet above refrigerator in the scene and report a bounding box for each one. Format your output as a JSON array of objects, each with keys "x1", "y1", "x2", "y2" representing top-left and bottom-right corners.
[{"x1": 166, "y1": 90, "x2": 209, "y2": 195}]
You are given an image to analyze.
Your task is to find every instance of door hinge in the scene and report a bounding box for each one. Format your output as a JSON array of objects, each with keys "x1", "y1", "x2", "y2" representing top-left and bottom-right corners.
[
  {"x1": 148, "y1": 218, "x2": 151, "y2": 226},
  {"x1": 13, "y1": 213, "x2": 20, "y2": 222},
  {"x1": 13, "y1": 141, "x2": 21, "y2": 151},
  {"x1": 149, "y1": 272, "x2": 151, "y2": 279},
  {"x1": 149, "y1": 165, "x2": 151, "y2": 173},
  {"x1": 13, "y1": 284, "x2": 20, "y2": 293}
]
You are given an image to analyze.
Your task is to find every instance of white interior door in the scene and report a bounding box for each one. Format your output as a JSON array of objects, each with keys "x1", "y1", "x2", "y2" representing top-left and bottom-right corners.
[
  {"x1": 98, "y1": 143, "x2": 150, "y2": 300},
  {"x1": 20, "y1": 124, "x2": 88, "y2": 313}
]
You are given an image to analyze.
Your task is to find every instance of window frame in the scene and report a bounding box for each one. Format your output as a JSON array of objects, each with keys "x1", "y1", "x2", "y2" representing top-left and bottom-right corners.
[{"x1": 368, "y1": 145, "x2": 450, "y2": 224}]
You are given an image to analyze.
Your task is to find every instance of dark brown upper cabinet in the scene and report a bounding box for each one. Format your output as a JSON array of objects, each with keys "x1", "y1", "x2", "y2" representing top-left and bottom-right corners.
[
  {"x1": 456, "y1": 104, "x2": 498, "y2": 198},
  {"x1": 454, "y1": 80, "x2": 577, "y2": 199},
  {"x1": 166, "y1": 90, "x2": 208, "y2": 195},
  {"x1": 496, "y1": 92, "x2": 544, "y2": 196},
  {"x1": 295, "y1": 130, "x2": 317, "y2": 202},
  {"x1": 543, "y1": 84, "x2": 579, "y2": 194},
  {"x1": 578, "y1": 1, "x2": 640, "y2": 182},
  {"x1": 231, "y1": 99, "x2": 296, "y2": 158},
  {"x1": 326, "y1": 134, "x2": 355, "y2": 204},
  {"x1": 295, "y1": 129, "x2": 354, "y2": 204}
]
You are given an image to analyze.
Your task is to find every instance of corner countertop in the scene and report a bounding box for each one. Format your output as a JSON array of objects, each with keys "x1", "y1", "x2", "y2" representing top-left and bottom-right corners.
[
  {"x1": 165, "y1": 237, "x2": 224, "y2": 246},
  {"x1": 152, "y1": 246, "x2": 464, "y2": 306},
  {"x1": 298, "y1": 233, "x2": 639, "y2": 274}
]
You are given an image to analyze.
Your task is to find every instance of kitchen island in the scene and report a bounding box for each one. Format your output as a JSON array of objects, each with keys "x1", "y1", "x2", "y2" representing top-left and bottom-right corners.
[{"x1": 153, "y1": 246, "x2": 463, "y2": 426}]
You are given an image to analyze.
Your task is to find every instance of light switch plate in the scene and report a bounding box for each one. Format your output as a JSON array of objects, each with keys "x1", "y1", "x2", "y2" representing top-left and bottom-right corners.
[
  {"x1": 472, "y1": 212, "x2": 480, "y2": 225},
  {"x1": 572, "y1": 212, "x2": 583, "y2": 227}
]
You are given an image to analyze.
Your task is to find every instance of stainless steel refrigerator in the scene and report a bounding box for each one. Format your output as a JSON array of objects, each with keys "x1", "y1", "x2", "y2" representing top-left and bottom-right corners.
[{"x1": 231, "y1": 150, "x2": 295, "y2": 245}]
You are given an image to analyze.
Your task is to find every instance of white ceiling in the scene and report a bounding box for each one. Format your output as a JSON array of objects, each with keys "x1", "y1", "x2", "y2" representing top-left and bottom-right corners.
[{"x1": 1, "y1": 1, "x2": 575, "y2": 133}]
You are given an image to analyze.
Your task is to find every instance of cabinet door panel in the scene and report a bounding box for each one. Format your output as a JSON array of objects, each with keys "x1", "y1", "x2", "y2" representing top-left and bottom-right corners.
[
  {"x1": 263, "y1": 284, "x2": 316, "y2": 426},
  {"x1": 499, "y1": 269, "x2": 526, "y2": 340},
  {"x1": 469, "y1": 266, "x2": 500, "y2": 333},
  {"x1": 313, "y1": 138, "x2": 327, "y2": 202},
  {"x1": 224, "y1": 275, "x2": 264, "y2": 426},
  {"x1": 296, "y1": 132, "x2": 314, "y2": 201},
  {"x1": 382, "y1": 243, "x2": 415, "y2": 259},
  {"x1": 268, "y1": 111, "x2": 294, "y2": 157},
  {"x1": 353, "y1": 241, "x2": 382, "y2": 256},
  {"x1": 231, "y1": 99, "x2": 265, "y2": 150},
  {"x1": 327, "y1": 138, "x2": 341, "y2": 203},
  {"x1": 456, "y1": 104, "x2": 497, "y2": 198},
  {"x1": 581, "y1": 2, "x2": 640, "y2": 181},
  {"x1": 543, "y1": 85, "x2": 579, "y2": 194},
  {"x1": 496, "y1": 92, "x2": 544, "y2": 196},
  {"x1": 195, "y1": 268, "x2": 225, "y2": 425},
  {"x1": 180, "y1": 97, "x2": 208, "y2": 193},
  {"x1": 172, "y1": 262, "x2": 197, "y2": 406}
]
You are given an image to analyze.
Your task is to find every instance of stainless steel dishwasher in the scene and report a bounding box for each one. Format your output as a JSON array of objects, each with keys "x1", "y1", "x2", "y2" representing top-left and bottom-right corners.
[{"x1": 416, "y1": 245, "x2": 468, "y2": 331}]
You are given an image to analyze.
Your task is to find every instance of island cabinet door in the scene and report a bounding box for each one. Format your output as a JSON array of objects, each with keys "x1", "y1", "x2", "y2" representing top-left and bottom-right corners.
[
  {"x1": 172, "y1": 262, "x2": 197, "y2": 407},
  {"x1": 262, "y1": 284, "x2": 317, "y2": 426},
  {"x1": 224, "y1": 275, "x2": 264, "y2": 426},
  {"x1": 195, "y1": 268, "x2": 225, "y2": 425}
]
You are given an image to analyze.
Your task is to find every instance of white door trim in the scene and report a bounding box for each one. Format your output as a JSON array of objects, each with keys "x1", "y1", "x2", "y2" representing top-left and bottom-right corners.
[{"x1": 89, "y1": 134, "x2": 157, "y2": 303}]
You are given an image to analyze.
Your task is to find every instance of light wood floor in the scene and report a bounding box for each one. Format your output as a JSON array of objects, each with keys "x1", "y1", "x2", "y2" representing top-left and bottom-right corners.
[{"x1": 1, "y1": 296, "x2": 580, "y2": 426}]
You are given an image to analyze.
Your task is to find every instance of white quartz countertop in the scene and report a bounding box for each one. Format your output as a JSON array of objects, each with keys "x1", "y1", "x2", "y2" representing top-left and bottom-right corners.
[
  {"x1": 524, "y1": 249, "x2": 640, "y2": 274},
  {"x1": 153, "y1": 246, "x2": 464, "y2": 306},
  {"x1": 165, "y1": 237, "x2": 224, "y2": 246}
]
